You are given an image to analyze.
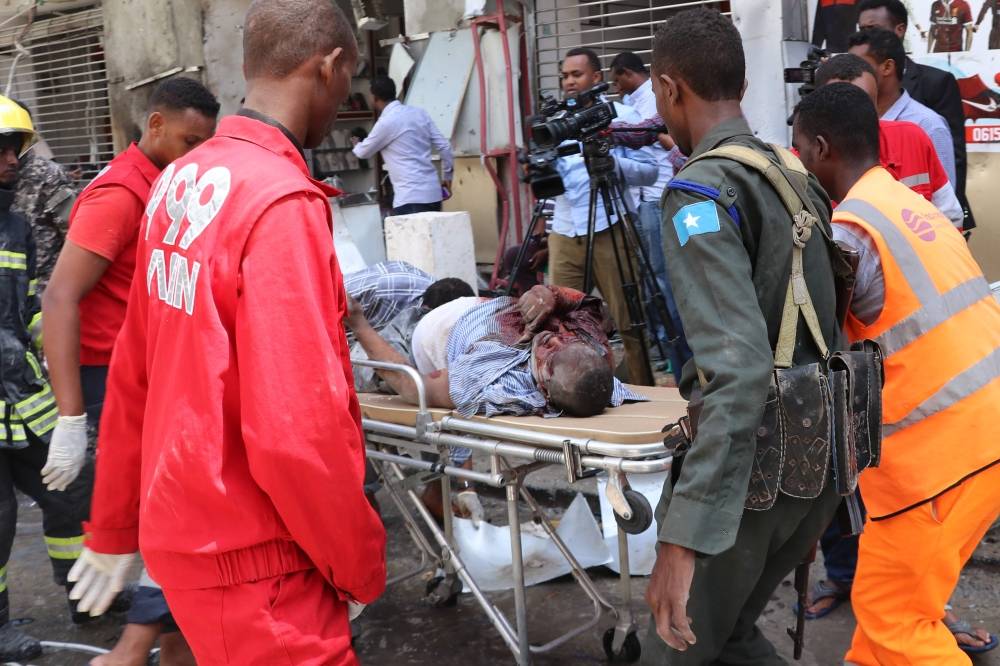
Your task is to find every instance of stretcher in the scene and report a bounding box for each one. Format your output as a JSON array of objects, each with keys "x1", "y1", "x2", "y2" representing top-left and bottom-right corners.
[{"x1": 355, "y1": 359, "x2": 685, "y2": 665}]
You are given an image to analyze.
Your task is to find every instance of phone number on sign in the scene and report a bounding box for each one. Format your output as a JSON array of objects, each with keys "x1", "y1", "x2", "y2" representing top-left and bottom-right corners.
[{"x1": 966, "y1": 126, "x2": 1000, "y2": 143}]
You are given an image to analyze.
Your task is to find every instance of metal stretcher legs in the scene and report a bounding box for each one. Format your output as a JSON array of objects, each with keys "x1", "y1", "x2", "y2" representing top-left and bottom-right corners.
[{"x1": 369, "y1": 441, "x2": 647, "y2": 665}]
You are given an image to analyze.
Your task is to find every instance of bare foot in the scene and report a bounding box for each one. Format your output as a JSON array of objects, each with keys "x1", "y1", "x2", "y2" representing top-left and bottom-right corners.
[
  {"x1": 89, "y1": 623, "x2": 160, "y2": 666},
  {"x1": 803, "y1": 579, "x2": 850, "y2": 618},
  {"x1": 160, "y1": 631, "x2": 197, "y2": 666},
  {"x1": 945, "y1": 609, "x2": 991, "y2": 649}
]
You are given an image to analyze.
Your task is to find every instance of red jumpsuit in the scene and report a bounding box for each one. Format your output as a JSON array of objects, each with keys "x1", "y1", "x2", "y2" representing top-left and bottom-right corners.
[{"x1": 84, "y1": 115, "x2": 386, "y2": 665}]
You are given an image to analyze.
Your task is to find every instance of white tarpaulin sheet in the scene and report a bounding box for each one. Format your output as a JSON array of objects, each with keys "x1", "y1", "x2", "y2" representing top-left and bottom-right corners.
[
  {"x1": 597, "y1": 471, "x2": 668, "y2": 576},
  {"x1": 455, "y1": 493, "x2": 611, "y2": 592}
]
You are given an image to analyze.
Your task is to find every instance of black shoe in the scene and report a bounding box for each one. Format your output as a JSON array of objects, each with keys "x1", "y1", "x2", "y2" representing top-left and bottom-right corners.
[{"x1": 0, "y1": 621, "x2": 42, "y2": 661}]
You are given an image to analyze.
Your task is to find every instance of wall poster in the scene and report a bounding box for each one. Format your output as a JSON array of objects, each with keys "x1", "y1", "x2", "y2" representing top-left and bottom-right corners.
[{"x1": 907, "y1": 0, "x2": 1000, "y2": 152}]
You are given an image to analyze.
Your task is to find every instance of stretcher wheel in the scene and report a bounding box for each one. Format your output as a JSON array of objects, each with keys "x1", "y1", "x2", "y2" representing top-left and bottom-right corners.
[
  {"x1": 602, "y1": 627, "x2": 641, "y2": 663},
  {"x1": 614, "y1": 489, "x2": 653, "y2": 535}
]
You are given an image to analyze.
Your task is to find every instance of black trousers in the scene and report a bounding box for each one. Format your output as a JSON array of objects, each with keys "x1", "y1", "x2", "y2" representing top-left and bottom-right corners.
[{"x1": 0, "y1": 432, "x2": 93, "y2": 624}]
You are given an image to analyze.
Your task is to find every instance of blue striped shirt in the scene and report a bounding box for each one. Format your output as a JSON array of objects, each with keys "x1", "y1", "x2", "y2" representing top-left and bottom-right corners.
[{"x1": 446, "y1": 296, "x2": 646, "y2": 417}]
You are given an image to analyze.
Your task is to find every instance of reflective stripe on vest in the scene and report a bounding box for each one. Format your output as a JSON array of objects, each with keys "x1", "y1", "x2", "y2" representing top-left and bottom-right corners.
[
  {"x1": 899, "y1": 172, "x2": 930, "y2": 188},
  {"x1": 838, "y1": 198, "x2": 1000, "y2": 434},
  {"x1": 0, "y1": 564, "x2": 6, "y2": 593}
]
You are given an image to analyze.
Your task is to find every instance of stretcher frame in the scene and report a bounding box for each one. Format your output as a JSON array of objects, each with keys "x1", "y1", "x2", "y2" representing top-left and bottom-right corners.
[{"x1": 356, "y1": 359, "x2": 678, "y2": 665}]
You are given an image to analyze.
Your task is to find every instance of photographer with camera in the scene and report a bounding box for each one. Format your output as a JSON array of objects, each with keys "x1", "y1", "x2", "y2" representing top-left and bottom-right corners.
[
  {"x1": 545, "y1": 47, "x2": 658, "y2": 386},
  {"x1": 611, "y1": 51, "x2": 690, "y2": 382}
]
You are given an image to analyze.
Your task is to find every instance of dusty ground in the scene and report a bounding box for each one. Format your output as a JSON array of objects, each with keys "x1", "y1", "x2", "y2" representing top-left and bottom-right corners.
[{"x1": 6, "y1": 486, "x2": 1000, "y2": 666}]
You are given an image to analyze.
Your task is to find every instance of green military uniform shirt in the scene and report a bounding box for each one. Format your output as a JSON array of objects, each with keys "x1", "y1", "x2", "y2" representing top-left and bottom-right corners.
[{"x1": 655, "y1": 117, "x2": 844, "y2": 555}]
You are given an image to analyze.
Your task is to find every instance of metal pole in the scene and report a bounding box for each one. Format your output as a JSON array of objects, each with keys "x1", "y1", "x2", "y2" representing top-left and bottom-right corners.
[{"x1": 507, "y1": 478, "x2": 531, "y2": 665}]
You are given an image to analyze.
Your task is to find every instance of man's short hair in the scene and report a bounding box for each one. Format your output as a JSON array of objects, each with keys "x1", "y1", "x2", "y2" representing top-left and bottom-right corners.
[
  {"x1": 857, "y1": 0, "x2": 909, "y2": 26},
  {"x1": 652, "y1": 7, "x2": 744, "y2": 102},
  {"x1": 815, "y1": 54, "x2": 877, "y2": 87},
  {"x1": 547, "y1": 348, "x2": 613, "y2": 417},
  {"x1": 849, "y1": 27, "x2": 906, "y2": 81},
  {"x1": 244, "y1": 0, "x2": 356, "y2": 79},
  {"x1": 610, "y1": 51, "x2": 647, "y2": 76},
  {"x1": 563, "y1": 47, "x2": 602, "y2": 74},
  {"x1": 370, "y1": 76, "x2": 397, "y2": 103},
  {"x1": 149, "y1": 77, "x2": 220, "y2": 118},
  {"x1": 422, "y1": 278, "x2": 474, "y2": 310},
  {"x1": 795, "y1": 82, "x2": 880, "y2": 164}
]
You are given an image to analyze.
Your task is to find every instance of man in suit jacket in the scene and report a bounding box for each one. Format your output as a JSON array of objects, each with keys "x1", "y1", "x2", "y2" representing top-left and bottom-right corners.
[{"x1": 857, "y1": 0, "x2": 974, "y2": 231}]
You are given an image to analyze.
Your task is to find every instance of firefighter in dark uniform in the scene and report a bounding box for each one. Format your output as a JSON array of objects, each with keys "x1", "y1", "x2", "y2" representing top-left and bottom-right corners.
[
  {"x1": 0, "y1": 96, "x2": 92, "y2": 662},
  {"x1": 641, "y1": 9, "x2": 844, "y2": 664}
]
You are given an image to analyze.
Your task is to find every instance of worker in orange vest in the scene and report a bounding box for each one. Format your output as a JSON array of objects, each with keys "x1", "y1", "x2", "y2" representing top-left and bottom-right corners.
[{"x1": 793, "y1": 82, "x2": 1000, "y2": 665}]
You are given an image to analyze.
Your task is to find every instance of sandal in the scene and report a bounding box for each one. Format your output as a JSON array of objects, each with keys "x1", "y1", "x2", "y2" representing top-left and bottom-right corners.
[
  {"x1": 945, "y1": 616, "x2": 999, "y2": 655},
  {"x1": 799, "y1": 580, "x2": 850, "y2": 620}
]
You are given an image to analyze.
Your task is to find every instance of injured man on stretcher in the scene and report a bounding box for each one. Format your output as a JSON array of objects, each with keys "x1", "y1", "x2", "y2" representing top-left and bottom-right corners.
[
  {"x1": 346, "y1": 283, "x2": 645, "y2": 418},
  {"x1": 346, "y1": 283, "x2": 647, "y2": 524}
]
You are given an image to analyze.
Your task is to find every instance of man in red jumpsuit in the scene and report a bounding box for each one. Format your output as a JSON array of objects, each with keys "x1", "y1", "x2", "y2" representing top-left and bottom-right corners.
[{"x1": 67, "y1": 1, "x2": 386, "y2": 664}]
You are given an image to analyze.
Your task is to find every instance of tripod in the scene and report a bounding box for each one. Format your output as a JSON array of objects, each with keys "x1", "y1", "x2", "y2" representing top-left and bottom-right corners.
[{"x1": 505, "y1": 138, "x2": 680, "y2": 383}]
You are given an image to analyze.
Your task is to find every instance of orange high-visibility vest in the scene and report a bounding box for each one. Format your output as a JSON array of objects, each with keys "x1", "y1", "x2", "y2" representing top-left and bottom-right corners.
[{"x1": 834, "y1": 167, "x2": 1000, "y2": 520}]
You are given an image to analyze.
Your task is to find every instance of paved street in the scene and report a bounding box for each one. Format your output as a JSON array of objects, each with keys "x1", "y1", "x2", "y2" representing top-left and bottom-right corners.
[{"x1": 6, "y1": 489, "x2": 1000, "y2": 665}]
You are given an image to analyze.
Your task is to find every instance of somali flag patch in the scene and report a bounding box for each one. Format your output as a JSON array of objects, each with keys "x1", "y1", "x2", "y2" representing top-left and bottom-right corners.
[{"x1": 673, "y1": 200, "x2": 721, "y2": 247}]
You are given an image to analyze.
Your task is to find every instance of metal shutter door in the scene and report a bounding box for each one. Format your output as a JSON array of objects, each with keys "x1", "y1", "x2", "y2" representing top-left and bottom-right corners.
[
  {"x1": 0, "y1": 6, "x2": 112, "y2": 179},
  {"x1": 529, "y1": 0, "x2": 732, "y2": 101}
]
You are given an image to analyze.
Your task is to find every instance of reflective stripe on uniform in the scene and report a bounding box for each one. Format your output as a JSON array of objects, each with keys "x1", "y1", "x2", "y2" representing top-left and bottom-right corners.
[
  {"x1": 45, "y1": 535, "x2": 84, "y2": 560},
  {"x1": 885, "y1": 346, "x2": 1000, "y2": 437},
  {"x1": 28, "y1": 311, "x2": 42, "y2": 348},
  {"x1": 876, "y1": 277, "x2": 993, "y2": 356},
  {"x1": 838, "y1": 199, "x2": 939, "y2": 302},
  {"x1": 27, "y1": 278, "x2": 37, "y2": 297},
  {"x1": 900, "y1": 172, "x2": 931, "y2": 188},
  {"x1": 0, "y1": 250, "x2": 26, "y2": 270},
  {"x1": 0, "y1": 564, "x2": 6, "y2": 593},
  {"x1": 838, "y1": 198, "x2": 1000, "y2": 436},
  {"x1": 16, "y1": 384, "x2": 54, "y2": 418},
  {"x1": 26, "y1": 405, "x2": 58, "y2": 435},
  {"x1": 838, "y1": 200, "x2": 994, "y2": 356}
]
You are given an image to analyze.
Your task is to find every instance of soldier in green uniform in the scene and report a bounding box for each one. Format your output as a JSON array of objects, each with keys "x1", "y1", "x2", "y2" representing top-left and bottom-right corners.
[{"x1": 641, "y1": 8, "x2": 844, "y2": 664}]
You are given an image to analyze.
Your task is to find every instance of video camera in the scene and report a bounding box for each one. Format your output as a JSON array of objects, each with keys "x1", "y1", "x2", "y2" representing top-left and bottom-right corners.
[
  {"x1": 522, "y1": 82, "x2": 619, "y2": 198},
  {"x1": 783, "y1": 46, "x2": 830, "y2": 96}
]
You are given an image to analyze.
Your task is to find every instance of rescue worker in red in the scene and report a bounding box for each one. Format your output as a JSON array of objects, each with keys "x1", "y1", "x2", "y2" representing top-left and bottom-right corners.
[
  {"x1": 66, "y1": 1, "x2": 386, "y2": 663},
  {"x1": 43, "y1": 76, "x2": 219, "y2": 666}
]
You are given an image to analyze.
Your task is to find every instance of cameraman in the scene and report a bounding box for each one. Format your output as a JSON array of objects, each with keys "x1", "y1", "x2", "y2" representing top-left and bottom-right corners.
[
  {"x1": 611, "y1": 51, "x2": 691, "y2": 382},
  {"x1": 548, "y1": 47, "x2": 658, "y2": 385}
]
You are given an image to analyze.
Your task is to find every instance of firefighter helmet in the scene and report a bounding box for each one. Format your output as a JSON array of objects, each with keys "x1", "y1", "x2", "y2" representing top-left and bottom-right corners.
[{"x1": 0, "y1": 95, "x2": 37, "y2": 156}]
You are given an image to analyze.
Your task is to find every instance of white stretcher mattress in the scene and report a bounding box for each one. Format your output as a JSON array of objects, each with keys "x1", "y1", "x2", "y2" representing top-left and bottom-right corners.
[{"x1": 358, "y1": 385, "x2": 687, "y2": 445}]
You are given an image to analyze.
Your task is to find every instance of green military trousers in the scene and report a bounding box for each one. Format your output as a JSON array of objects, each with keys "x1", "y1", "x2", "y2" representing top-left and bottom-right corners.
[{"x1": 641, "y1": 480, "x2": 840, "y2": 665}]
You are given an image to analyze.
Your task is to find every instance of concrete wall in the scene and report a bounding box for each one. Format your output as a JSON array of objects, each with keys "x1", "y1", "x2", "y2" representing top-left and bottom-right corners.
[
  {"x1": 102, "y1": 0, "x2": 208, "y2": 148},
  {"x1": 201, "y1": 0, "x2": 252, "y2": 117},
  {"x1": 967, "y1": 154, "x2": 1000, "y2": 282}
]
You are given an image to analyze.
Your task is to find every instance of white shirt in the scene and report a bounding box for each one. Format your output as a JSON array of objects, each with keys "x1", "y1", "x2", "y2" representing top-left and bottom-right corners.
[
  {"x1": 622, "y1": 78, "x2": 673, "y2": 203},
  {"x1": 882, "y1": 90, "x2": 956, "y2": 187},
  {"x1": 353, "y1": 101, "x2": 455, "y2": 208},
  {"x1": 411, "y1": 296, "x2": 483, "y2": 373}
]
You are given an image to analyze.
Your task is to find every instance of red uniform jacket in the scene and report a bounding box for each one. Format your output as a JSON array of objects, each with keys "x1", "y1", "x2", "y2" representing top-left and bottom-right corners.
[{"x1": 85, "y1": 116, "x2": 387, "y2": 603}]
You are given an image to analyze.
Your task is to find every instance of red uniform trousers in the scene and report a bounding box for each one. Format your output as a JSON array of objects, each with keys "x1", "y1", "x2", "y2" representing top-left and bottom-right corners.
[{"x1": 162, "y1": 568, "x2": 356, "y2": 665}]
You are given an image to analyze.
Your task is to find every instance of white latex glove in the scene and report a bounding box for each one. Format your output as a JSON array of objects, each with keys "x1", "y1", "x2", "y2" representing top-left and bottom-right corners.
[
  {"x1": 41, "y1": 414, "x2": 88, "y2": 491},
  {"x1": 348, "y1": 600, "x2": 367, "y2": 621},
  {"x1": 455, "y1": 490, "x2": 484, "y2": 528},
  {"x1": 68, "y1": 548, "x2": 139, "y2": 617}
]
